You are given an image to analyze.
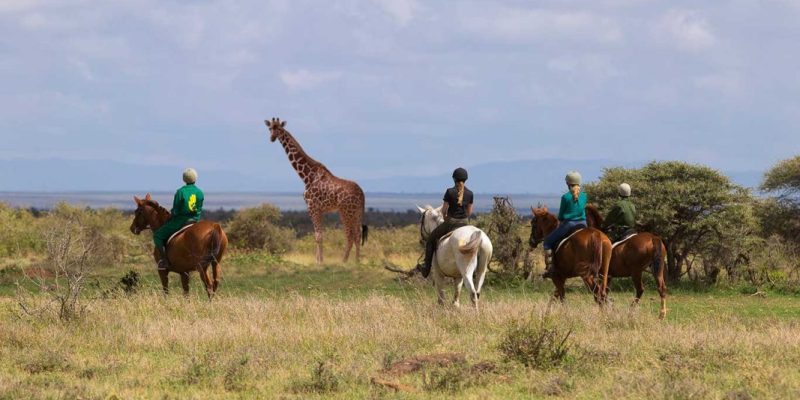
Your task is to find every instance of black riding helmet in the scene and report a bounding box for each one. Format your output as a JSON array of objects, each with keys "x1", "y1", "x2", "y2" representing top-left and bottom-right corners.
[{"x1": 452, "y1": 167, "x2": 468, "y2": 182}]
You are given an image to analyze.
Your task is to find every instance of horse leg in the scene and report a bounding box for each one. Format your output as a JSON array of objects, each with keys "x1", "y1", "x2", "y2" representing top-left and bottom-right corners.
[
  {"x1": 582, "y1": 275, "x2": 603, "y2": 305},
  {"x1": 432, "y1": 266, "x2": 446, "y2": 306},
  {"x1": 452, "y1": 279, "x2": 463, "y2": 308},
  {"x1": 211, "y1": 262, "x2": 220, "y2": 292},
  {"x1": 158, "y1": 270, "x2": 169, "y2": 295},
  {"x1": 631, "y1": 272, "x2": 644, "y2": 307},
  {"x1": 552, "y1": 276, "x2": 566, "y2": 303},
  {"x1": 462, "y1": 265, "x2": 479, "y2": 310},
  {"x1": 180, "y1": 272, "x2": 190, "y2": 297},
  {"x1": 656, "y1": 271, "x2": 668, "y2": 320},
  {"x1": 195, "y1": 264, "x2": 214, "y2": 299}
]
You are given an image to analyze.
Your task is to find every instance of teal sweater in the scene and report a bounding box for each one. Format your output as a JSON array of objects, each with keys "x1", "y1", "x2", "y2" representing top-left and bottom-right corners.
[{"x1": 557, "y1": 191, "x2": 587, "y2": 222}]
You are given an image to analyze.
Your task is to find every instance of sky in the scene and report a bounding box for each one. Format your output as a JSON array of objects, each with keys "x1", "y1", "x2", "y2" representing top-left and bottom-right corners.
[{"x1": 1, "y1": 0, "x2": 799, "y2": 190}]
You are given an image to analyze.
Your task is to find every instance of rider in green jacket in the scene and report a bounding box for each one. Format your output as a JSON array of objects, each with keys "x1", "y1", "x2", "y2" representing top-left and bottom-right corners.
[
  {"x1": 602, "y1": 183, "x2": 636, "y2": 242},
  {"x1": 153, "y1": 168, "x2": 204, "y2": 270}
]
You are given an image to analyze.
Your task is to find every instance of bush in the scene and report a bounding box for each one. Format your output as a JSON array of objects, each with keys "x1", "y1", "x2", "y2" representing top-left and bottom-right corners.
[
  {"x1": 0, "y1": 203, "x2": 43, "y2": 257},
  {"x1": 225, "y1": 204, "x2": 295, "y2": 253},
  {"x1": 498, "y1": 312, "x2": 573, "y2": 369}
]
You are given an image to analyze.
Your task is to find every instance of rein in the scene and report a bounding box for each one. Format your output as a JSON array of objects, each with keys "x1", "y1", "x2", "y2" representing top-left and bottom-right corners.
[{"x1": 419, "y1": 209, "x2": 431, "y2": 245}]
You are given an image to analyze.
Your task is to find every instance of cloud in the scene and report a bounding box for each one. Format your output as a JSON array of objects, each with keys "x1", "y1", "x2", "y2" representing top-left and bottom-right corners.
[
  {"x1": 375, "y1": 0, "x2": 418, "y2": 26},
  {"x1": 279, "y1": 69, "x2": 343, "y2": 90},
  {"x1": 443, "y1": 76, "x2": 476, "y2": 89},
  {"x1": 459, "y1": 7, "x2": 622, "y2": 44},
  {"x1": 693, "y1": 71, "x2": 743, "y2": 96},
  {"x1": 655, "y1": 9, "x2": 716, "y2": 51}
]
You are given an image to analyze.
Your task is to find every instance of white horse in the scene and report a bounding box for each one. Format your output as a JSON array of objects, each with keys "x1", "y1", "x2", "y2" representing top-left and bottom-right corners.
[{"x1": 416, "y1": 205, "x2": 493, "y2": 310}]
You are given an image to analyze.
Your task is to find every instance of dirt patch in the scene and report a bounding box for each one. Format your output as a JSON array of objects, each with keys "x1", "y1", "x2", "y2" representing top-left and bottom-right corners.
[
  {"x1": 383, "y1": 353, "x2": 466, "y2": 376},
  {"x1": 24, "y1": 267, "x2": 54, "y2": 279}
]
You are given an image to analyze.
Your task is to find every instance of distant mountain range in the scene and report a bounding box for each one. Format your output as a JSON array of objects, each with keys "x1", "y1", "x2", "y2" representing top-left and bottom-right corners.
[{"x1": 0, "y1": 158, "x2": 764, "y2": 194}]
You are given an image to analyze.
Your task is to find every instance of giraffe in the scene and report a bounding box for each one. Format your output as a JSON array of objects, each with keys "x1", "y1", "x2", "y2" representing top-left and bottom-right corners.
[{"x1": 264, "y1": 117, "x2": 367, "y2": 264}]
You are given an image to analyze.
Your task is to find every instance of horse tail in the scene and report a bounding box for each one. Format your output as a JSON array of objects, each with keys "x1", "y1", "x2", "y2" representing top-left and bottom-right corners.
[
  {"x1": 651, "y1": 236, "x2": 664, "y2": 277},
  {"x1": 591, "y1": 232, "x2": 603, "y2": 277},
  {"x1": 361, "y1": 224, "x2": 369, "y2": 246},
  {"x1": 204, "y1": 224, "x2": 223, "y2": 266},
  {"x1": 458, "y1": 231, "x2": 482, "y2": 255}
]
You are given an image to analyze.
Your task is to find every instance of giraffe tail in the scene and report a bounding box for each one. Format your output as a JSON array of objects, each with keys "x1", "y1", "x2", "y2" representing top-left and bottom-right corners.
[{"x1": 361, "y1": 224, "x2": 369, "y2": 245}]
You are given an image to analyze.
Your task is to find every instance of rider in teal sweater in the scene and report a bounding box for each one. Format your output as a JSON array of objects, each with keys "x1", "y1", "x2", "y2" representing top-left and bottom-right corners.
[
  {"x1": 153, "y1": 168, "x2": 204, "y2": 271},
  {"x1": 542, "y1": 171, "x2": 588, "y2": 279}
]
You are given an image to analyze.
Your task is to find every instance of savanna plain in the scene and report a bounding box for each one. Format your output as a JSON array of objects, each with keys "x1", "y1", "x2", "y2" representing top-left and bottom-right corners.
[{"x1": 1, "y1": 204, "x2": 799, "y2": 399}]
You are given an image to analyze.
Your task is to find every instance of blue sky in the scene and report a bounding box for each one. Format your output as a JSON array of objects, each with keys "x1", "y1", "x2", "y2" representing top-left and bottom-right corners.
[{"x1": 1, "y1": 0, "x2": 799, "y2": 190}]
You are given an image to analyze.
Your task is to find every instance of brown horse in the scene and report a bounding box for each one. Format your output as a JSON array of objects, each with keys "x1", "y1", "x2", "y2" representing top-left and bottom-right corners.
[
  {"x1": 529, "y1": 206, "x2": 612, "y2": 304},
  {"x1": 130, "y1": 194, "x2": 228, "y2": 298},
  {"x1": 584, "y1": 205, "x2": 668, "y2": 318}
]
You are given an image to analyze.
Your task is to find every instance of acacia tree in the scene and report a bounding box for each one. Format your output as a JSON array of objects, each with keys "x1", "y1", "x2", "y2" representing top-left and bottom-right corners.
[
  {"x1": 584, "y1": 161, "x2": 756, "y2": 283},
  {"x1": 760, "y1": 155, "x2": 800, "y2": 244}
]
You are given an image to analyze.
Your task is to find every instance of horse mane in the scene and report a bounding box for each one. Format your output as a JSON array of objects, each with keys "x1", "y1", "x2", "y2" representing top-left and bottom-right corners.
[
  {"x1": 584, "y1": 204, "x2": 603, "y2": 229},
  {"x1": 143, "y1": 199, "x2": 171, "y2": 219}
]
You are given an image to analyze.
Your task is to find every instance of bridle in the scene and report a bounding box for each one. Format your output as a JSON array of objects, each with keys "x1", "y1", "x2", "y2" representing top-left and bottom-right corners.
[{"x1": 529, "y1": 218, "x2": 543, "y2": 248}]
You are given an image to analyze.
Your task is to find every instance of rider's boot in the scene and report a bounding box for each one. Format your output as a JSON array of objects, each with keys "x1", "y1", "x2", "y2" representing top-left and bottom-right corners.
[
  {"x1": 542, "y1": 249, "x2": 554, "y2": 279},
  {"x1": 156, "y1": 245, "x2": 170, "y2": 271},
  {"x1": 416, "y1": 241, "x2": 435, "y2": 278}
]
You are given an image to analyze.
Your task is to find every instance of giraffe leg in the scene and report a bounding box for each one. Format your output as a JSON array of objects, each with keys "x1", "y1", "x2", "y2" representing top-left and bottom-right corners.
[
  {"x1": 309, "y1": 209, "x2": 324, "y2": 264},
  {"x1": 340, "y1": 210, "x2": 361, "y2": 263}
]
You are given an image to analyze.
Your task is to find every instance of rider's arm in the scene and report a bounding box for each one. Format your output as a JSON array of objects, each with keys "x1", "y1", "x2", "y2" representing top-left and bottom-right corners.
[
  {"x1": 465, "y1": 203, "x2": 473, "y2": 218},
  {"x1": 441, "y1": 201, "x2": 449, "y2": 218}
]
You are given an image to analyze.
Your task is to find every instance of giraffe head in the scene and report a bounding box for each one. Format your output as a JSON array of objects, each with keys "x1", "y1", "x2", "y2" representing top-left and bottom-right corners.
[{"x1": 264, "y1": 117, "x2": 287, "y2": 142}]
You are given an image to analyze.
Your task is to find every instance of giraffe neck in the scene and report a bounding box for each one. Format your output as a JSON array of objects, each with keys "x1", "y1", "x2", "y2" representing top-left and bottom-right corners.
[{"x1": 278, "y1": 130, "x2": 329, "y2": 187}]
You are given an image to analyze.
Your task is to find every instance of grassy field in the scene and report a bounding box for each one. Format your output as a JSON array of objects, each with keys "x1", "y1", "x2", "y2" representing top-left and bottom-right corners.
[{"x1": 2, "y1": 225, "x2": 800, "y2": 399}]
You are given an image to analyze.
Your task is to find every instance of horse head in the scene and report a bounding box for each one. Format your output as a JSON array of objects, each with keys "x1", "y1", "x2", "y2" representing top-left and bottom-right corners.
[
  {"x1": 130, "y1": 193, "x2": 162, "y2": 235},
  {"x1": 529, "y1": 206, "x2": 556, "y2": 249},
  {"x1": 415, "y1": 204, "x2": 444, "y2": 243},
  {"x1": 264, "y1": 117, "x2": 288, "y2": 143}
]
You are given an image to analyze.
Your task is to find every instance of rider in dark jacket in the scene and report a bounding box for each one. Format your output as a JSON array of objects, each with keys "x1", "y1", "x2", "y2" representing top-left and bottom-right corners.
[
  {"x1": 152, "y1": 168, "x2": 204, "y2": 271},
  {"x1": 417, "y1": 167, "x2": 474, "y2": 278},
  {"x1": 602, "y1": 183, "x2": 637, "y2": 242}
]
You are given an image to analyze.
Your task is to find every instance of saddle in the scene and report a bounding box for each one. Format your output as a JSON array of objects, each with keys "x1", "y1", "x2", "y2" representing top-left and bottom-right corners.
[
  {"x1": 612, "y1": 233, "x2": 637, "y2": 249},
  {"x1": 166, "y1": 223, "x2": 196, "y2": 247},
  {"x1": 554, "y1": 227, "x2": 585, "y2": 254}
]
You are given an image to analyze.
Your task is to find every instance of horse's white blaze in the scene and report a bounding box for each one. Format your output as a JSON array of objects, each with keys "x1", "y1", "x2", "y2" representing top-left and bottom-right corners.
[{"x1": 418, "y1": 205, "x2": 493, "y2": 309}]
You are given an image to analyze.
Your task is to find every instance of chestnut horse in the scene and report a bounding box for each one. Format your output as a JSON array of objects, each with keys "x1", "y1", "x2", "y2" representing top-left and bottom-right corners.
[
  {"x1": 130, "y1": 194, "x2": 228, "y2": 298},
  {"x1": 529, "y1": 207, "x2": 612, "y2": 304},
  {"x1": 584, "y1": 205, "x2": 668, "y2": 318}
]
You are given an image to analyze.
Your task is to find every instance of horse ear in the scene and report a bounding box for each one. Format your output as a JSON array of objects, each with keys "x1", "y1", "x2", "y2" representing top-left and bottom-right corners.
[
  {"x1": 134, "y1": 196, "x2": 141, "y2": 205},
  {"x1": 530, "y1": 206, "x2": 535, "y2": 214},
  {"x1": 145, "y1": 193, "x2": 152, "y2": 201},
  {"x1": 415, "y1": 205, "x2": 426, "y2": 214}
]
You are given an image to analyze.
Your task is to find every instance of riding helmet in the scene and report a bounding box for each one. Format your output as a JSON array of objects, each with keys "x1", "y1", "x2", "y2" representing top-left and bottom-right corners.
[
  {"x1": 183, "y1": 168, "x2": 198, "y2": 184},
  {"x1": 452, "y1": 167, "x2": 468, "y2": 182},
  {"x1": 565, "y1": 171, "x2": 582, "y2": 185},
  {"x1": 618, "y1": 183, "x2": 631, "y2": 197}
]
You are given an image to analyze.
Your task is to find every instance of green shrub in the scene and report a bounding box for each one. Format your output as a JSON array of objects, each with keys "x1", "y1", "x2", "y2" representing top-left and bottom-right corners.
[
  {"x1": 225, "y1": 204, "x2": 295, "y2": 253},
  {"x1": 498, "y1": 312, "x2": 573, "y2": 369}
]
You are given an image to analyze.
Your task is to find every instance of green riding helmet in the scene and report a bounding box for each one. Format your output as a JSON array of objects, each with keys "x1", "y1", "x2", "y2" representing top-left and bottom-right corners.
[{"x1": 565, "y1": 171, "x2": 582, "y2": 186}]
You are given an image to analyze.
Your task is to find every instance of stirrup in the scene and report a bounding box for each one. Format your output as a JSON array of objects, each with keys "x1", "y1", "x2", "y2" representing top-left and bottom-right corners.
[{"x1": 157, "y1": 259, "x2": 169, "y2": 271}]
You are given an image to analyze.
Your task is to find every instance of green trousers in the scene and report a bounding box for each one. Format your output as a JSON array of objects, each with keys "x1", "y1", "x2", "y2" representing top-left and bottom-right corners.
[{"x1": 153, "y1": 217, "x2": 196, "y2": 248}]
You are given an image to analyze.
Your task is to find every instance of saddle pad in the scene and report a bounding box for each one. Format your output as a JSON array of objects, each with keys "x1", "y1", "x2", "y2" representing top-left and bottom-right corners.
[
  {"x1": 167, "y1": 223, "x2": 195, "y2": 246},
  {"x1": 555, "y1": 229, "x2": 584, "y2": 254},
  {"x1": 612, "y1": 233, "x2": 637, "y2": 249}
]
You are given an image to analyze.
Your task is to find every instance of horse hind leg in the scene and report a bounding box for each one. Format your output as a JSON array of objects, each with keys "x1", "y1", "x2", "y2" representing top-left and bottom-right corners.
[
  {"x1": 631, "y1": 272, "x2": 644, "y2": 307},
  {"x1": 452, "y1": 279, "x2": 463, "y2": 308},
  {"x1": 158, "y1": 270, "x2": 169, "y2": 295},
  {"x1": 195, "y1": 263, "x2": 214, "y2": 300},
  {"x1": 211, "y1": 261, "x2": 220, "y2": 292},
  {"x1": 180, "y1": 272, "x2": 190, "y2": 297}
]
